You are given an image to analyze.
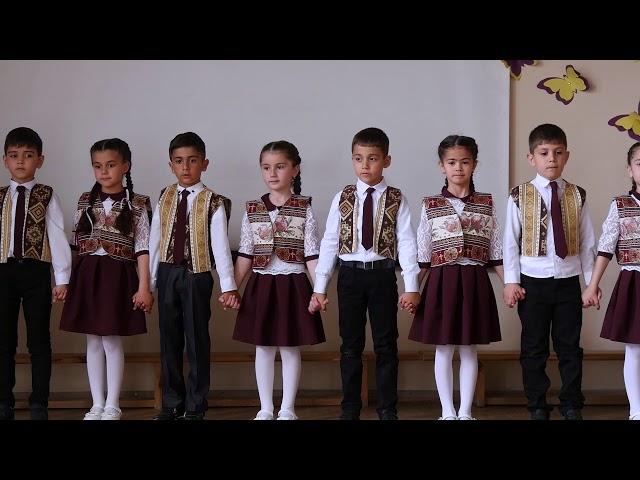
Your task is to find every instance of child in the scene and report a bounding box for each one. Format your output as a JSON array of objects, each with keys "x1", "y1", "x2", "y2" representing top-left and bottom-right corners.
[
  {"x1": 0, "y1": 127, "x2": 71, "y2": 421},
  {"x1": 233, "y1": 140, "x2": 325, "y2": 420},
  {"x1": 309, "y1": 127, "x2": 421, "y2": 420},
  {"x1": 60, "y1": 138, "x2": 153, "y2": 420},
  {"x1": 408, "y1": 135, "x2": 504, "y2": 420},
  {"x1": 503, "y1": 123, "x2": 596, "y2": 420},
  {"x1": 149, "y1": 132, "x2": 240, "y2": 420},
  {"x1": 582, "y1": 142, "x2": 640, "y2": 420}
]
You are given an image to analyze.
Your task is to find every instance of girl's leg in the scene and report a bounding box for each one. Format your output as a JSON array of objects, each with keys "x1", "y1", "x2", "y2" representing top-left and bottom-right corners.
[
  {"x1": 84, "y1": 335, "x2": 105, "y2": 419},
  {"x1": 102, "y1": 335, "x2": 124, "y2": 418},
  {"x1": 434, "y1": 345, "x2": 456, "y2": 419},
  {"x1": 624, "y1": 344, "x2": 640, "y2": 419},
  {"x1": 278, "y1": 346, "x2": 301, "y2": 419},
  {"x1": 458, "y1": 345, "x2": 478, "y2": 419},
  {"x1": 254, "y1": 346, "x2": 277, "y2": 418}
]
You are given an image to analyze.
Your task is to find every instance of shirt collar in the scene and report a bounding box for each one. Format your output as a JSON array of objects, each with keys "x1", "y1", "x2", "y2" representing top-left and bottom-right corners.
[
  {"x1": 356, "y1": 177, "x2": 386, "y2": 195},
  {"x1": 10, "y1": 178, "x2": 37, "y2": 193},
  {"x1": 441, "y1": 185, "x2": 474, "y2": 203},
  {"x1": 99, "y1": 190, "x2": 126, "y2": 202},
  {"x1": 534, "y1": 173, "x2": 564, "y2": 189},
  {"x1": 177, "y1": 181, "x2": 204, "y2": 196},
  {"x1": 261, "y1": 193, "x2": 290, "y2": 212}
]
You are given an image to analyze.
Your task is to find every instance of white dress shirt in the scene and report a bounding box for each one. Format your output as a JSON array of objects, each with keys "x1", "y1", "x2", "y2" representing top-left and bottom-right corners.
[
  {"x1": 503, "y1": 174, "x2": 596, "y2": 285},
  {"x1": 7, "y1": 179, "x2": 71, "y2": 285},
  {"x1": 149, "y1": 181, "x2": 237, "y2": 292},
  {"x1": 314, "y1": 178, "x2": 419, "y2": 294}
]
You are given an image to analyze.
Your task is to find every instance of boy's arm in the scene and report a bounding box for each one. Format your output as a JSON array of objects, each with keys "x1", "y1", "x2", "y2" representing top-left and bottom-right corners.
[
  {"x1": 396, "y1": 194, "x2": 419, "y2": 294},
  {"x1": 503, "y1": 195, "x2": 522, "y2": 285},
  {"x1": 46, "y1": 191, "x2": 72, "y2": 287},
  {"x1": 578, "y1": 199, "x2": 597, "y2": 286},
  {"x1": 210, "y1": 202, "x2": 238, "y2": 293},
  {"x1": 149, "y1": 201, "x2": 162, "y2": 291},
  {"x1": 313, "y1": 192, "x2": 341, "y2": 295}
]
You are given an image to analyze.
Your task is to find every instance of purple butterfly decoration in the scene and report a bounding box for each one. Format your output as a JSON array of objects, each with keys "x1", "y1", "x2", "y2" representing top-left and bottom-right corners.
[
  {"x1": 608, "y1": 101, "x2": 640, "y2": 142},
  {"x1": 502, "y1": 60, "x2": 537, "y2": 80}
]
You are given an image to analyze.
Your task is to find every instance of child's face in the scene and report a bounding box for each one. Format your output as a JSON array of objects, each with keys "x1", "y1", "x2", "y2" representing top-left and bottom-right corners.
[
  {"x1": 3, "y1": 145, "x2": 43, "y2": 183},
  {"x1": 92, "y1": 149, "x2": 129, "y2": 193},
  {"x1": 169, "y1": 147, "x2": 209, "y2": 187},
  {"x1": 260, "y1": 151, "x2": 299, "y2": 194},
  {"x1": 351, "y1": 144, "x2": 390, "y2": 186},
  {"x1": 439, "y1": 147, "x2": 477, "y2": 189},
  {"x1": 628, "y1": 149, "x2": 640, "y2": 191},
  {"x1": 527, "y1": 142, "x2": 569, "y2": 181}
]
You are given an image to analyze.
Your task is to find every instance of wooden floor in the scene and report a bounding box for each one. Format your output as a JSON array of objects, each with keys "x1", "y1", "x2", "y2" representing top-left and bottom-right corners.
[{"x1": 10, "y1": 402, "x2": 633, "y2": 420}]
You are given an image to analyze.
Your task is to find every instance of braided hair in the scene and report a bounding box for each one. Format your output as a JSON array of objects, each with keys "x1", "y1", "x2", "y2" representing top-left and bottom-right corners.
[{"x1": 259, "y1": 140, "x2": 302, "y2": 195}]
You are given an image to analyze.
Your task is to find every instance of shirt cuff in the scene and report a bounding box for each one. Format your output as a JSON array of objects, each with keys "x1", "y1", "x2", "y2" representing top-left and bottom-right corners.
[
  {"x1": 487, "y1": 259, "x2": 503, "y2": 267},
  {"x1": 219, "y1": 277, "x2": 238, "y2": 293},
  {"x1": 403, "y1": 274, "x2": 419, "y2": 293},
  {"x1": 597, "y1": 251, "x2": 614, "y2": 259},
  {"x1": 237, "y1": 252, "x2": 253, "y2": 260},
  {"x1": 304, "y1": 254, "x2": 319, "y2": 262},
  {"x1": 135, "y1": 250, "x2": 149, "y2": 258},
  {"x1": 313, "y1": 274, "x2": 330, "y2": 294},
  {"x1": 418, "y1": 262, "x2": 431, "y2": 268},
  {"x1": 504, "y1": 271, "x2": 520, "y2": 284},
  {"x1": 54, "y1": 272, "x2": 70, "y2": 286}
]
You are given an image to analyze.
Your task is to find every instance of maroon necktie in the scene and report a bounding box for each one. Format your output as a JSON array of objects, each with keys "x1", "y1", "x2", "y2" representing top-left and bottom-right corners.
[
  {"x1": 173, "y1": 189, "x2": 190, "y2": 265},
  {"x1": 550, "y1": 181, "x2": 568, "y2": 259},
  {"x1": 361, "y1": 187, "x2": 375, "y2": 250},
  {"x1": 13, "y1": 186, "x2": 26, "y2": 259}
]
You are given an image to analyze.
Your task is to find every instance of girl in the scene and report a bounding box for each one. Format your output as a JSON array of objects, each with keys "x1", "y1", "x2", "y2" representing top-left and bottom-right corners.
[
  {"x1": 60, "y1": 138, "x2": 153, "y2": 420},
  {"x1": 582, "y1": 142, "x2": 640, "y2": 420},
  {"x1": 408, "y1": 135, "x2": 504, "y2": 420},
  {"x1": 233, "y1": 140, "x2": 325, "y2": 420}
]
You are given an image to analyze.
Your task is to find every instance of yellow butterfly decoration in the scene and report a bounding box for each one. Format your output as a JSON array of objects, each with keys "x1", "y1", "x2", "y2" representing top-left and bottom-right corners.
[
  {"x1": 537, "y1": 65, "x2": 589, "y2": 105},
  {"x1": 608, "y1": 102, "x2": 640, "y2": 141}
]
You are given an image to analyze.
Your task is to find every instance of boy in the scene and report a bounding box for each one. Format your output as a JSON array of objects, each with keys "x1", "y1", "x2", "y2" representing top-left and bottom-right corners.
[
  {"x1": 0, "y1": 127, "x2": 71, "y2": 420},
  {"x1": 503, "y1": 123, "x2": 597, "y2": 420},
  {"x1": 149, "y1": 132, "x2": 240, "y2": 420},
  {"x1": 310, "y1": 127, "x2": 420, "y2": 420}
]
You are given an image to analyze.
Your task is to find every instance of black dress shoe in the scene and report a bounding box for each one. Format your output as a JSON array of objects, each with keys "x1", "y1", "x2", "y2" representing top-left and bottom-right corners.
[
  {"x1": 0, "y1": 407, "x2": 15, "y2": 421},
  {"x1": 563, "y1": 409, "x2": 583, "y2": 420},
  {"x1": 30, "y1": 408, "x2": 48, "y2": 421},
  {"x1": 153, "y1": 408, "x2": 184, "y2": 421},
  {"x1": 338, "y1": 412, "x2": 360, "y2": 420},
  {"x1": 182, "y1": 411, "x2": 205, "y2": 420},
  {"x1": 530, "y1": 409, "x2": 550, "y2": 420},
  {"x1": 378, "y1": 410, "x2": 398, "y2": 420}
]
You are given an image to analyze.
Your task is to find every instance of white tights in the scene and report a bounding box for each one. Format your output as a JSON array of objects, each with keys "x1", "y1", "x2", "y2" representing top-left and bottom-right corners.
[
  {"x1": 86, "y1": 335, "x2": 124, "y2": 409},
  {"x1": 255, "y1": 346, "x2": 301, "y2": 415},
  {"x1": 625, "y1": 344, "x2": 640, "y2": 418},
  {"x1": 434, "y1": 345, "x2": 478, "y2": 418}
]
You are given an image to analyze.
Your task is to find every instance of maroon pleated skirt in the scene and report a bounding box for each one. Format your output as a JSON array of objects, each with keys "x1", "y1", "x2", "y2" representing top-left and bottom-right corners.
[
  {"x1": 60, "y1": 255, "x2": 147, "y2": 336},
  {"x1": 601, "y1": 270, "x2": 640, "y2": 344},
  {"x1": 409, "y1": 264, "x2": 501, "y2": 345},
  {"x1": 233, "y1": 272, "x2": 325, "y2": 346}
]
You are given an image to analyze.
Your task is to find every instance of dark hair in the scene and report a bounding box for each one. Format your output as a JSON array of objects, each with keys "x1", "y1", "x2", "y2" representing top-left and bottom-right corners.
[
  {"x1": 4, "y1": 127, "x2": 43, "y2": 156},
  {"x1": 260, "y1": 140, "x2": 303, "y2": 195},
  {"x1": 438, "y1": 134, "x2": 478, "y2": 192},
  {"x1": 627, "y1": 142, "x2": 640, "y2": 192},
  {"x1": 528, "y1": 123, "x2": 567, "y2": 153},
  {"x1": 169, "y1": 132, "x2": 206, "y2": 157},
  {"x1": 77, "y1": 138, "x2": 135, "y2": 237},
  {"x1": 351, "y1": 127, "x2": 389, "y2": 156}
]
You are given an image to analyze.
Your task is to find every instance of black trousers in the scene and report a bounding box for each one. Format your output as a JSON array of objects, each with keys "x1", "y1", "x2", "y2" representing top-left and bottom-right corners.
[
  {"x1": 0, "y1": 259, "x2": 52, "y2": 409},
  {"x1": 337, "y1": 265, "x2": 399, "y2": 416},
  {"x1": 518, "y1": 274, "x2": 585, "y2": 414},
  {"x1": 157, "y1": 263, "x2": 214, "y2": 414}
]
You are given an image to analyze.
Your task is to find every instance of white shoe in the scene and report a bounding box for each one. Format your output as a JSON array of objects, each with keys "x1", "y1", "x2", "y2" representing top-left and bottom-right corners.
[
  {"x1": 83, "y1": 405, "x2": 104, "y2": 420},
  {"x1": 101, "y1": 406, "x2": 122, "y2": 420},
  {"x1": 277, "y1": 410, "x2": 298, "y2": 420},
  {"x1": 253, "y1": 410, "x2": 274, "y2": 420},
  {"x1": 457, "y1": 415, "x2": 477, "y2": 420},
  {"x1": 629, "y1": 412, "x2": 640, "y2": 420},
  {"x1": 438, "y1": 415, "x2": 458, "y2": 420}
]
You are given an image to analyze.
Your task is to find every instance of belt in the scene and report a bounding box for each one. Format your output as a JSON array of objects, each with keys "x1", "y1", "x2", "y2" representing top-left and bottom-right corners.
[
  {"x1": 6, "y1": 257, "x2": 43, "y2": 265},
  {"x1": 339, "y1": 259, "x2": 396, "y2": 270}
]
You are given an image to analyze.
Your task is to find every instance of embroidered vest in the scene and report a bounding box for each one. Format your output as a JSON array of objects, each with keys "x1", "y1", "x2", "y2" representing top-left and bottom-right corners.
[
  {"x1": 246, "y1": 195, "x2": 310, "y2": 269},
  {"x1": 614, "y1": 195, "x2": 640, "y2": 265},
  {"x1": 158, "y1": 184, "x2": 230, "y2": 273},
  {"x1": 0, "y1": 184, "x2": 53, "y2": 263},
  {"x1": 425, "y1": 193, "x2": 494, "y2": 267},
  {"x1": 510, "y1": 181, "x2": 585, "y2": 257},
  {"x1": 338, "y1": 185, "x2": 402, "y2": 260},
  {"x1": 75, "y1": 192, "x2": 152, "y2": 262}
]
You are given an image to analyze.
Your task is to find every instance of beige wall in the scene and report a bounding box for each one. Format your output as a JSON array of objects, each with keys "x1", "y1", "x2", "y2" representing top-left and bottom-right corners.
[{"x1": 15, "y1": 60, "x2": 640, "y2": 395}]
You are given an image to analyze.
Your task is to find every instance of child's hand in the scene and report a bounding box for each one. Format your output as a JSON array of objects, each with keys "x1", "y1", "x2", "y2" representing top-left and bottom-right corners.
[
  {"x1": 582, "y1": 286, "x2": 602, "y2": 309},
  {"x1": 52, "y1": 285, "x2": 68, "y2": 303},
  {"x1": 219, "y1": 290, "x2": 241, "y2": 310},
  {"x1": 399, "y1": 292, "x2": 420, "y2": 314},
  {"x1": 133, "y1": 290, "x2": 154, "y2": 313},
  {"x1": 503, "y1": 283, "x2": 525, "y2": 308},
  {"x1": 309, "y1": 293, "x2": 328, "y2": 313}
]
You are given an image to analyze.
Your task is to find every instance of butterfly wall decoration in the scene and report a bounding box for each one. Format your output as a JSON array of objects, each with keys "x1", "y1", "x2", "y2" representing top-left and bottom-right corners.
[
  {"x1": 608, "y1": 102, "x2": 640, "y2": 141},
  {"x1": 537, "y1": 65, "x2": 589, "y2": 105},
  {"x1": 502, "y1": 60, "x2": 538, "y2": 80}
]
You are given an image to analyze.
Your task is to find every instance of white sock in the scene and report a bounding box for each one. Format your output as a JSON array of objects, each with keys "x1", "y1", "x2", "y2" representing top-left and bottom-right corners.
[
  {"x1": 86, "y1": 335, "x2": 105, "y2": 408},
  {"x1": 102, "y1": 336, "x2": 124, "y2": 410},
  {"x1": 279, "y1": 347, "x2": 301, "y2": 414},
  {"x1": 435, "y1": 345, "x2": 456, "y2": 418},
  {"x1": 458, "y1": 345, "x2": 478, "y2": 418},
  {"x1": 624, "y1": 344, "x2": 640, "y2": 417},
  {"x1": 255, "y1": 346, "x2": 276, "y2": 414}
]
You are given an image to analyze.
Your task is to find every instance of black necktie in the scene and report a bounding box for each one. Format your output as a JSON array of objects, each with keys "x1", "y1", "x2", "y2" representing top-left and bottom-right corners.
[
  {"x1": 13, "y1": 186, "x2": 26, "y2": 259},
  {"x1": 362, "y1": 187, "x2": 375, "y2": 250},
  {"x1": 173, "y1": 189, "x2": 190, "y2": 264}
]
